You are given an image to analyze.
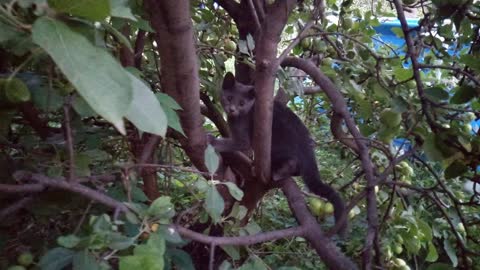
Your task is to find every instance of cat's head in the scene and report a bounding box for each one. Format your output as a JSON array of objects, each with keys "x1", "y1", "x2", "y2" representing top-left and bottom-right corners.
[{"x1": 220, "y1": 72, "x2": 255, "y2": 117}]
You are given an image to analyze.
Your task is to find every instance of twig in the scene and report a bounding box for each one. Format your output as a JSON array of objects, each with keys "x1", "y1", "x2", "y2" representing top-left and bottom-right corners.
[
  {"x1": 392, "y1": 0, "x2": 438, "y2": 130},
  {"x1": 63, "y1": 95, "x2": 75, "y2": 182},
  {"x1": 0, "y1": 196, "x2": 34, "y2": 219},
  {"x1": 173, "y1": 224, "x2": 305, "y2": 246},
  {"x1": 419, "y1": 64, "x2": 480, "y2": 86},
  {"x1": 209, "y1": 243, "x2": 216, "y2": 270},
  {"x1": 74, "y1": 201, "x2": 93, "y2": 234},
  {"x1": 246, "y1": 0, "x2": 261, "y2": 31},
  {"x1": 13, "y1": 171, "x2": 128, "y2": 213}
]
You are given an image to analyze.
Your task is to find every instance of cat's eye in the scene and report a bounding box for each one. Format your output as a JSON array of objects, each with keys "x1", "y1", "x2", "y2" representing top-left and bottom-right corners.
[
  {"x1": 227, "y1": 96, "x2": 233, "y2": 101},
  {"x1": 239, "y1": 101, "x2": 245, "y2": 106}
]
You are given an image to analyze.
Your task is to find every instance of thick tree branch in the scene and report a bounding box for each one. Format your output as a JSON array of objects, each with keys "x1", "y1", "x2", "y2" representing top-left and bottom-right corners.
[
  {"x1": 253, "y1": 0, "x2": 297, "y2": 182},
  {"x1": 146, "y1": 0, "x2": 207, "y2": 171},
  {"x1": 280, "y1": 178, "x2": 358, "y2": 269}
]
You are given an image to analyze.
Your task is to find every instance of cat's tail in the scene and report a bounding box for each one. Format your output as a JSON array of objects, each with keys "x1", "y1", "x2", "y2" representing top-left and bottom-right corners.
[{"x1": 301, "y1": 153, "x2": 347, "y2": 236}]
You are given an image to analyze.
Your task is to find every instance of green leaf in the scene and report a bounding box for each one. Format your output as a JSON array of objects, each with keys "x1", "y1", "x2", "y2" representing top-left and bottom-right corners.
[
  {"x1": 163, "y1": 106, "x2": 185, "y2": 135},
  {"x1": 238, "y1": 257, "x2": 268, "y2": 270},
  {"x1": 147, "y1": 196, "x2": 175, "y2": 222},
  {"x1": 131, "y1": 186, "x2": 148, "y2": 202},
  {"x1": 357, "y1": 98, "x2": 373, "y2": 119},
  {"x1": 169, "y1": 248, "x2": 195, "y2": 270},
  {"x1": 110, "y1": 0, "x2": 136, "y2": 21},
  {"x1": 223, "y1": 182, "x2": 244, "y2": 201},
  {"x1": 205, "y1": 185, "x2": 224, "y2": 222},
  {"x1": 425, "y1": 241, "x2": 439, "y2": 262},
  {"x1": 101, "y1": 22, "x2": 132, "y2": 51},
  {"x1": 119, "y1": 234, "x2": 165, "y2": 270},
  {"x1": 0, "y1": 21, "x2": 22, "y2": 43},
  {"x1": 119, "y1": 254, "x2": 163, "y2": 270},
  {"x1": 91, "y1": 214, "x2": 112, "y2": 233},
  {"x1": 444, "y1": 161, "x2": 468, "y2": 179},
  {"x1": 443, "y1": 238, "x2": 458, "y2": 267},
  {"x1": 57, "y1": 235, "x2": 81, "y2": 248},
  {"x1": 48, "y1": 0, "x2": 110, "y2": 21},
  {"x1": 393, "y1": 66, "x2": 413, "y2": 81},
  {"x1": 157, "y1": 225, "x2": 184, "y2": 244},
  {"x1": 108, "y1": 233, "x2": 135, "y2": 250},
  {"x1": 125, "y1": 73, "x2": 167, "y2": 137},
  {"x1": 417, "y1": 219, "x2": 433, "y2": 241},
  {"x1": 73, "y1": 96, "x2": 97, "y2": 117},
  {"x1": 220, "y1": 245, "x2": 240, "y2": 260},
  {"x1": 425, "y1": 87, "x2": 449, "y2": 101},
  {"x1": 4, "y1": 78, "x2": 31, "y2": 103},
  {"x1": 32, "y1": 17, "x2": 132, "y2": 134},
  {"x1": 75, "y1": 153, "x2": 91, "y2": 177},
  {"x1": 423, "y1": 135, "x2": 445, "y2": 162},
  {"x1": 38, "y1": 247, "x2": 75, "y2": 270},
  {"x1": 156, "y1": 93, "x2": 182, "y2": 110},
  {"x1": 391, "y1": 27, "x2": 404, "y2": 38},
  {"x1": 426, "y1": 263, "x2": 455, "y2": 270},
  {"x1": 459, "y1": 55, "x2": 480, "y2": 73},
  {"x1": 73, "y1": 250, "x2": 101, "y2": 270},
  {"x1": 450, "y1": 85, "x2": 478, "y2": 104},
  {"x1": 125, "y1": 210, "x2": 140, "y2": 224},
  {"x1": 205, "y1": 144, "x2": 219, "y2": 175},
  {"x1": 155, "y1": 93, "x2": 184, "y2": 134}
]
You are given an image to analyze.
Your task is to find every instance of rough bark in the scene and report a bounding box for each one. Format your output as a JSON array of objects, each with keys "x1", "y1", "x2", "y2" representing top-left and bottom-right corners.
[
  {"x1": 146, "y1": 0, "x2": 207, "y2": 172},
  {"x1": 252, "y1": 0, "x2": 297, "y2": 183}
]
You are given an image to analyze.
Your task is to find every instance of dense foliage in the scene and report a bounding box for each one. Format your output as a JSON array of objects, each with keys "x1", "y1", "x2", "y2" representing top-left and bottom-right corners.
[{"x1": 0, "y1": 0, "x2": 479, "y2": 269}]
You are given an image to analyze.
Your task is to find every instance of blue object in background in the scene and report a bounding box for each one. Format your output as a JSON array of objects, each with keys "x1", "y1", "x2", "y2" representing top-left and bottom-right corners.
[{"x1": 372, "y1": 17, "x2": 420, "y2": 51}]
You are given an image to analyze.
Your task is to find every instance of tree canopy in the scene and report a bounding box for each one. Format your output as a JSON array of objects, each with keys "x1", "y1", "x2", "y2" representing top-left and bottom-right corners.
[{"x1": 0, "y1": 0, "x2": 479, "y2": 270}]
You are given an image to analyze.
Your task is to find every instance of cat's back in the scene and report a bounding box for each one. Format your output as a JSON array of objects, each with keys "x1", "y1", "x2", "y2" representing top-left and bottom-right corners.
[{"x1": 271, "y1": 101, "x2": 312, "y2": 147}]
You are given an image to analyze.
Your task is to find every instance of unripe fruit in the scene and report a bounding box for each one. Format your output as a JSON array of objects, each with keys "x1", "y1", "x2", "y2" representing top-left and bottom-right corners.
[
  {"x1": 380, "y1": 109, "x2": 402, "y2": 127},
  {"x1": 4, "y1": 78, "x2": 31, "y2": 103},
  {"x1": 309, "y1": 198, "x2": 324, "y2": 216},
  {"x1": 17, "y1": 252, "x2": 34, "y2": 266},
  {"x1": 224, "y1": 39, "x2": 236, "y2": 53},
  {"x1": 343, "y1": 18, "x2": 353, "y2": 29},
  {"x1": 323, "y1": 202, "x2": 334, "y2": 215}
]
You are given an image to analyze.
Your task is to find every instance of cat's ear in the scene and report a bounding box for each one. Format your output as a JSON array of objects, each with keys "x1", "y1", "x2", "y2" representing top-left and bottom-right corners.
[
  {"x1": 247, "y1": 87, "x2": 255, "y2": 99},
  {"x1": 222, "y1": 72, "x2": 235, "y2": 89}
]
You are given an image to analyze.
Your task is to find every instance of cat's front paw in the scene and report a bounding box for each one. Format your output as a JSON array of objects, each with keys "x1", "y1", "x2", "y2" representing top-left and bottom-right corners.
[{"x1": 206, "y1": 133, "x2": 217, "y2": 145}]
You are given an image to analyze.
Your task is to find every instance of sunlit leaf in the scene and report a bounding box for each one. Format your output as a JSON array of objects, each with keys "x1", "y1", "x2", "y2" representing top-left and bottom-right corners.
[
  {"x1": 125, "y1": 73, "x2": 167, "y2": 137},
  {"x1": 205, "y1": 185, "x2": 224, "y2": 222},
  {"x1": 223, "y1": 182, "x2": 244, "y2": 201},
  {"x1": 32, "y1": 17, "x2": 132, "y2": 134},
  {"x1": 443, "y1": 238, "x2": 458, "y2": 267},
  {"x1": 48, "y1": 0, "x2": 110, "y2": 21},
  {"x1": 205, "y1": 144, "x2": 219, "y2": 175}
]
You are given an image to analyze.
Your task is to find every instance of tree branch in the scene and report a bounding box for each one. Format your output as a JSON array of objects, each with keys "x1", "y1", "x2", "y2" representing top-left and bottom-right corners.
[
  {"x1": 252, "y1": 0, "x2": 297, "y2": 183},
  {"x1": 279, "y1": 178, "x2": 358, "y2": 269},
  {"x1": 173, "y1": 224, "x2": 305, "y2": 246},
  {"x1": 13, "y1": 171, "x2": 128, "y2": 213},
  {"x1": 146, "y1": 0, "x2": 207, "y2": 171}
]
